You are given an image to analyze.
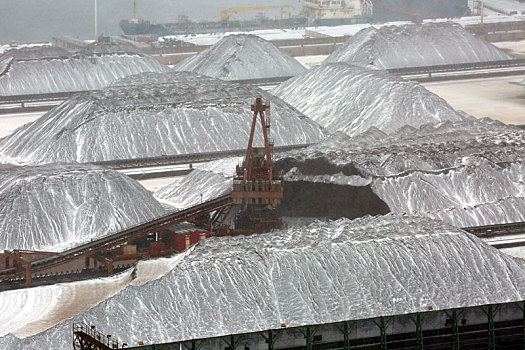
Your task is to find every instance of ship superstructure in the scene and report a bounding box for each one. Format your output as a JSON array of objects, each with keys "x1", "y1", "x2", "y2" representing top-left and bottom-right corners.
[{"x1": 301, "y1": 0, "x2": 373, "y2": 25}]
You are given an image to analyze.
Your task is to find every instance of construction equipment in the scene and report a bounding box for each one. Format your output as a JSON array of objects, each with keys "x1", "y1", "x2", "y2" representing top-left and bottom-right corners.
[
  {"x1": 220, "y1": 5, "x2": 293, "y2": 21},
  {"x1": 231, "y1": 96, "x2": 283, "y2": 233}
]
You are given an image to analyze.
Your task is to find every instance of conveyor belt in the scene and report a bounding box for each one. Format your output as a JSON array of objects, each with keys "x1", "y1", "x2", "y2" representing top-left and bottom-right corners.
[{"x1": 0, "y1": 194, "x2": 233, "y2": 278}]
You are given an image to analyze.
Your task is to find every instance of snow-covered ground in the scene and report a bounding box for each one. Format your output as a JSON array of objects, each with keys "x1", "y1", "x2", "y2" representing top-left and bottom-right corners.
[
  {"x1": 0, "y1": 112, "x2": 44, "y2": 138},
  {"x1": 494, "y1": 40, "x2": 525, "y2": 57},
  {"x1": 423, "y1": 75, "x2": 525, "y2": 125},
  {"x1": 295, "y1": 55, "x2": 328, "y2": 68}
]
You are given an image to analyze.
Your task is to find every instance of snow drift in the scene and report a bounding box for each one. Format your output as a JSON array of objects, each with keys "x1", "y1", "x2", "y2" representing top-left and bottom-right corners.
[
  {"x1": 325, "y1": 22, "x2": 511, "y2": 69},
  {"x1": 3, "y1": 214, "x2": 525, "y2": 348},
  {"x1": 273, "y1": 63, "x2": 464, "y2": 136},
  {"x1": 0, "y1": 164, "x2": 165, "y2": 251},
  {"x1": 174, "y1": 34, "x2": 306, "y2": 80},
  {"x1": 0, "y1": 72, "x2": 324, "y2": 164},
  {"x1": 0, "y1": 45, "x2": 170, "y2": 96}
]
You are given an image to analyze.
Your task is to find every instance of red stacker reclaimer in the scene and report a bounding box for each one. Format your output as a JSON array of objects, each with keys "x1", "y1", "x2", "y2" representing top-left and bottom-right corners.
[{"x1": 231, "y1": 96, "x2": 283, "y2": 233}]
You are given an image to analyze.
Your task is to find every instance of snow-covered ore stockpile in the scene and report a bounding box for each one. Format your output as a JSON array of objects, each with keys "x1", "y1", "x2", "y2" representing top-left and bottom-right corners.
[
  {"x1": 0, "y1": 164, "x2": 165, "y2": 251},
  {"x1": 3, "y1": 215, "x2": 525, "y2": 349},
  {"x1": 0, "y1": 72, "x2": 324, "y2": 164},
  {"x1": 276, "y1": 119, "x2": 525, "y2": 227},
  {"x1": 174, "y1": 34, "x2": 306, "y2": 80},
  {"x1": 0, "y1": 45, "x2": 170, "y2": 96},
  {"x1": 155, "y1": 169, "x2": 232, "y2": 209},
  {"x1": 273, "y1": 63, "x2": 464, "y2": 136},
  {"x1": 325, "y1": 22, "x2": 511, "y2": 69}
]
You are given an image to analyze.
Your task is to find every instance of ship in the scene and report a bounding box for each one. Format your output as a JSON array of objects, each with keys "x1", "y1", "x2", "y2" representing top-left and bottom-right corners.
[
  {"x1": 119, "y1": 0, "x2": 173, "y2": 36},
  {"x1": 371, "y1": 0, "x2": 470, "y2": 22},
  {"x1": 300, "y1": 0, "x2": 469, "y2": 25},
  {"x1": 301, "y1": 0, "x2": 373, "y2": 26},
  {"x1": 119, "y1": 17, "x2": 173, "y2": 36}
]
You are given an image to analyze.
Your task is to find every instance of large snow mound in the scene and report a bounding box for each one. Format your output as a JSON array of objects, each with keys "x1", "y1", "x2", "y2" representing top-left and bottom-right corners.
[
  {"x1": 4, "y1": 214, "x2": 525, "y2": 348},
  {"x1": 0, "y1": 164, "x2": 165, "y2": 251},
  {"x1": 325, "y1": 22, "x2": 511, "y2": 69},
  {"x1": 277, "y1": 119, "x2": 525, "y2": 227},
  {"x1": 273, "y1": 63, "x2": 464, "y2": 136},
  {"x1": 174, "y1": 34, "x2": 306, "y2": 80},
  {"x1": 0, "y1": 46, "x2": 170, "y2": 96},
  {"x1": 0, "y1": 72, "x2": 324, "y2": 164}
]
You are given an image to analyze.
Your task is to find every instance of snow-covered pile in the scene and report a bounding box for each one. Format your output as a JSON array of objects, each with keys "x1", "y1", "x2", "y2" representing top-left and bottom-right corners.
[
  {"x1": 325, "y1": 22, "x2": 511, "y2": 69},
  {"x1": 3, "y1": 214, "x2": 525, "y2": 348},
  {"x1": 155, "y1": 169, "x2": 232, "y2": 209},
  {"x1": 0, "y1": 72, "x2": 323, "y2": 164},
  {"x1": 0, "y1": 164, "x2": 165, "y2": 251},
  {"x1": 273, "y1": 63, "x2": 464, "y2": 136},
  {"x1": 174, "y1": 34, "x2": 306, "y2": 80},
  {"x1": 0, "y1": 46, "x2": 170, "y2": 96},
  {"x1": 277, "y1": 119, "x2": 525, "y2": 227}
]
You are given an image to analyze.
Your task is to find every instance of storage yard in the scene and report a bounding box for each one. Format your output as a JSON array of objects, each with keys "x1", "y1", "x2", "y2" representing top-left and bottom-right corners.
[{"x1": 0, "y1": 2, "x2": 525, "y2": 349}]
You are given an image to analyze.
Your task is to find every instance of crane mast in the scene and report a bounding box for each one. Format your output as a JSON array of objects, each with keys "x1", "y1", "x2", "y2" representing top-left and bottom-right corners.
[{"x1": 231, "y1": 96, "x2": 283, "y2": 233}]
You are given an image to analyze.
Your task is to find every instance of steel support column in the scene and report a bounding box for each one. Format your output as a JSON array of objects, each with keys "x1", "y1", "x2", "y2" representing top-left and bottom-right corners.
[
  {"x1": 181, "y1": 340, "x2": 203, "y2": 350},
  {"x1": 482, "y1": 305, "x2": 498, "y2": 350},
  {"x1": 522, "y1": 302, "x2": 525, "y2": 350},
  {"x1": 222, "y1": 335, "x2": 240, "y2": 350},
  {"x1": 336, "y1": 321, "x2": 355, "y2": 350},
  {"x1": 445, "y1": 310, "x2": 461, "y2": 350},
  {"x1": 299, "y1": 326, "x2": 318, "y2": 350},
  {"x1": 373, "y1": 317, "x2": 389, "y2": 350},
  {"x1": 261, "y1": 330, "x2": 279, "y2": 350},
  {"x1": 409, "y1": 313, "x2": 424, "y2": 350}
]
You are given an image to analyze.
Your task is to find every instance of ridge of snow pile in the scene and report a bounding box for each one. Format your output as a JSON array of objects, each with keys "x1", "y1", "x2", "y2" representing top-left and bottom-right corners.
[
  {"x1": 280, "y1": 120, "x2": 525, "y2": 227},
  {"x1": 3, "y1": 214, "x2": 525, "y2": 348},
  {"x1": 174, "y1": 34, "x2": 306, "y2": 80},
  {"x1": 0, "y1": 46, "x2": 170, "y2": 96},
  {"x1": 0, "y1": 72, "x2": 323, "y2": 164},
  {"x1": 325, "y1": 22, "x2": 511, "y2": 69},
  {"x1": 0, "y1": 164, "x2": 165, "y2": 251},
  {"x1": 273, "y1": 63, "x2": 464, "y2": 136}
]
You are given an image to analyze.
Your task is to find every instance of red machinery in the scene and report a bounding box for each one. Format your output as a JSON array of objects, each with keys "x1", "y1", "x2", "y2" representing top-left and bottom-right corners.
[{"x1": 231, "y1": 96, "x2": 283, "y2": 232}]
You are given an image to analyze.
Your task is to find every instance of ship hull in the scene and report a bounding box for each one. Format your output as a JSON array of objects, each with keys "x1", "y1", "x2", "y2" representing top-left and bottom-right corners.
[
  {"x1": 120, "y1": 19, "x2": 173, "y2": 36},
  {"x1": 371, "y1": 0, "x2": 470, "y2": 21}
]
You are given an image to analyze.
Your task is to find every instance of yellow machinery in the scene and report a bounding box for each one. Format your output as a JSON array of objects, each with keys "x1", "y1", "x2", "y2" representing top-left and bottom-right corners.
[{"x1": 220, "y1": 5, "x2": 294, "y2": 21}]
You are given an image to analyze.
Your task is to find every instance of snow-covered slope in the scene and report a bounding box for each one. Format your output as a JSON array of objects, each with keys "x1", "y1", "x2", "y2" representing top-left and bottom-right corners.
[
  {"x1": 273, "y1": 63, "x2": 464, "y2": 136},
  {"x1": 0, "y1": 164, "x2": 165, "y2": 251},
  {"x1": 325, "y1": 22, "x2": 511, "y2": 69},
  {"x1": 0, "y1": 72, "x2": 324, "y2": 164},
  {"x1": 155, "y1": 169, "x2": 232, "y2": 209},
  {"x1": 0, "y1": 252, "x2": 188, "y2": 338},
  {"x1": 174, "y1": 34, "x2": 306, "y2": 80},
  {"x1": 0, "y1": 46, "x2": 170, "y2": 96},
  {"x1": 277, "y1": 119, "x2": 525, "y2": 227},
  {"x1": 3, "y1": 215, "x2": 525, "y2": 348}
]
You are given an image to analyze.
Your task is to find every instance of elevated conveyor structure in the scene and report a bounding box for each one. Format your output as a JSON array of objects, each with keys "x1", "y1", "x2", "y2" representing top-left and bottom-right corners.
[{"x1": 0, "y1": 194, "x2": 232, "y2": 288}]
